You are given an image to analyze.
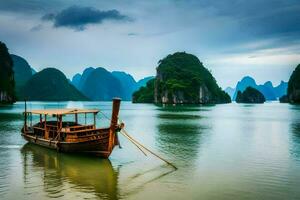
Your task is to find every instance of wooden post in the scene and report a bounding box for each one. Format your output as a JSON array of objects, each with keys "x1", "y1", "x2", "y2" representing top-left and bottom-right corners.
[
  {"x1": 40, "y1": 114, "x2": 42, "y2": 124},
  {"x1": 44, "y1": 114, "x2": 48, "y2": 139},
  {"x1": 59, "y1": 115, "x2": 62, "y2": 129},
  {"x1": 75, "y1": 113, "x2": 78, "y2": 124},
  {"x1": 56, "y1": 115, "x2": 59, "y2": 129},
  {"x1": 30, "y1": 113, "x2": 32, "y2": 127},
  {"x1": 93, "y1": 113, "x2": 96, "y2": 128},
  {"x1": 24, "y1": 100, "x2": 27, "y2": 131},
  {"x1": 58, "y1": 115, "x2": 62, "y2": 141},
  {"x1": 107, "y1": 98, "x2": 121, "y2": 154}
]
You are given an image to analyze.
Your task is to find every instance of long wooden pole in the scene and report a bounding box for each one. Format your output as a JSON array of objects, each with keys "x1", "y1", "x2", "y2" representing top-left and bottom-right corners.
[
  {"x1": 120, "y1": 129, "x2": 177, "y2": 170},
  {"x1": 24, "y1": 100, "x2": 27, "y2": 131},
  {"x1": 108, "y1": 98, "x2": 121, "y2": 153},
  {"x1": 75, "y1": 113, "x2": 78, "y2": 124}
]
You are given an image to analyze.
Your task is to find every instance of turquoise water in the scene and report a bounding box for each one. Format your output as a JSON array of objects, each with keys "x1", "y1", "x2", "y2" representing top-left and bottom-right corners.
[{"x1": 0, "y1": 101, "x2": 300, "y2": 199}]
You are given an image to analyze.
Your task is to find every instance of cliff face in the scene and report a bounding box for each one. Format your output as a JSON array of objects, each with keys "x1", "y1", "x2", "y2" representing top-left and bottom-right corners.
[
  {"x1": 154, "y1": 52, "x2": 231, "y2": 104},
  {"x1": 0, "y1": 41, "x2": 15, "y2": 103},
  {"x1": 287, "y1": 64, "x2": 300, "y2": 103}
]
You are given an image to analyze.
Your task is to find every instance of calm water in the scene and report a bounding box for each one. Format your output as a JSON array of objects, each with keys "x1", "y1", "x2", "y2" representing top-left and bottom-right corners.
[{"x1": 0, "y1": 101, "x2": 300, "y2": 200}]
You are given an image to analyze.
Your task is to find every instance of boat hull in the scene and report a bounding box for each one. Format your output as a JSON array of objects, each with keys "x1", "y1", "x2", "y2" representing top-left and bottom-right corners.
[{"x1": 22, "y1": 133, "x2": 115, "y2": 158}]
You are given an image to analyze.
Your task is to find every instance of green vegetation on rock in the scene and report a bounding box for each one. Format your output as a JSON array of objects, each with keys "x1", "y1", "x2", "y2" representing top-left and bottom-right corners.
[
  {"x1": 236, "y1": 87, "x2": 266, "y2": 103},
  {"x1": 0, "y1": 41, "x2": 15, "y2": 103},
  {"x1": 148, "y1": 52, "x2": 231, "y2": 104},
  {"x1": 133, "y1": 52, "x2": 231, "y2": 104},
  {"x1": 155, "y1": 52, "x2": 231, "y2": 104},
  {"x1": 132, "y1": 79, "x2": 154, "y2": 103},
  {"x1": 20, "y1": 68, "x2": 88, "y2": 101}
]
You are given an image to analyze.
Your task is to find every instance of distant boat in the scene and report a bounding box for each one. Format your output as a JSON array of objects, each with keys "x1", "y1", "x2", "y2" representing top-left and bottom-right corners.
[{"x1": 21, "y1": 98, "x2": 123, "y2": 158}]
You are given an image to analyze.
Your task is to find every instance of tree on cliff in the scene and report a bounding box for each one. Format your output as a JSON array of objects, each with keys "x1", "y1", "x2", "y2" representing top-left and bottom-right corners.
[
  {"x1": 0, "y1": 41, "x2": 15, "y2": 103},
  {"x1": 236, "y1": 87, "x2": 266, "y2": 103}
]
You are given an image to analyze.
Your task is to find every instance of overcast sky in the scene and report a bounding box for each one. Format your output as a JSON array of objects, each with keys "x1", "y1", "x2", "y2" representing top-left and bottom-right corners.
[{"x1": 0, "y1": 0, "x2": 299, "y2": 88}]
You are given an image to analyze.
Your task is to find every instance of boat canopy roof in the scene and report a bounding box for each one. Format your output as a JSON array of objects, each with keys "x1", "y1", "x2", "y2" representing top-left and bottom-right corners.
[{"x1": 27, "y1": 108, "x2": 99, "y2": 115}]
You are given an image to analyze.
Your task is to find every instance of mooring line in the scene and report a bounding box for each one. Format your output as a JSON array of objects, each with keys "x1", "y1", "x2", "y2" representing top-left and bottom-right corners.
[
  {"x1": 120, "y1": 129, "x2": 177, "y2": 170},
  {"x1": 99, "y1": 110, "x2": 177, "y2": 170}
]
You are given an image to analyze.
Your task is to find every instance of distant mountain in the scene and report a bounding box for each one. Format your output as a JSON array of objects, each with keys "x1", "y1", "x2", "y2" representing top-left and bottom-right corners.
[
  {"x1": 80, "y1": 67, "x2": 122, "y2": 101},
  {"x1": 11, "y1": 54, "x2": 33, "y2": 97},
  {"x1": 20, "y1": 68, "x2": 88, "y2": 101},
  {"x1": 229, "y1": 76, "x2": 288, "y2": 101},
  {"x1": 31, "y1": 68, "x2": 36, "y2": 75},
  {"x1": 136, "y1": 76, "x2": 154, "y2": 88},
  {"x1": 225, "y1": 87, "x2": 235, "y2": 99},
  {"x1": 274, "y1": 81, "x2": 288, "y2": 98},
  {"x1": 71, "y1": 67, "x2": 154, "y2": 101},
  {"x1": 112, "y1": 71, "x2": 136, "y2": 100},
  {"x1": 71, "y1": 73, "x2": 81, "y2": 89},
  {"x1": 77, "y1": 67, "x2": 95, "y2": 91},
  {"x1": 232, "y1": 76, "x2": 257, "y2": 100}
]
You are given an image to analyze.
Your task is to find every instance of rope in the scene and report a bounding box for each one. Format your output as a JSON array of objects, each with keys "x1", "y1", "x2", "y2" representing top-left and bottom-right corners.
[
  {"x1": 120, "y1": 131, "x2": 147, "y2": 156},
  {"x1": 99, "y1": 110, "x2": 177, "y2": 170},
  {"x1": 120, "y1": 129, "x2": 177, "y2": 170},
  {"x1": 99, "y1": 110, "x2": 111, "y2": 122}
]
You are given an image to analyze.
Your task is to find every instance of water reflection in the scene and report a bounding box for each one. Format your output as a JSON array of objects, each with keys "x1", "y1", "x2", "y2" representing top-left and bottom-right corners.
[
  {"x1": 155, "y1": 105, "x2": 208, "y2": 164},
  {"x1": 1, "y1": 102, "x2": 300, "y2": 199},
  {"x1": 290, "y1": 121, "x2": 300, "y2": 160},
  {"x1": 21, "y1": 144, "x2": 119, "y2": 199}
]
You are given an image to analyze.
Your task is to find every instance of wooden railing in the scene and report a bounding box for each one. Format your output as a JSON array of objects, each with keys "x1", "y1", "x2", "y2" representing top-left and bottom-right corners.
[{"x1": 32, "y1": 125, "x2": 110, "y2": 142}]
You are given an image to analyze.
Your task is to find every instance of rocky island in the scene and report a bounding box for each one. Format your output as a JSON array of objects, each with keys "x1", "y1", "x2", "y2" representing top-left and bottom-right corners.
[
  {"x1": 0, "y1": 41, "x2": 15, "y2": 104},
  {"x1": 133, "y1": 52, "x2": 231, "y2": 104},
  {"x1": 280, "y1": 64, "x2": 300, "y2": 103},
  {"x1": 236, "y1": 87, "x2": 266, "y2": 103},
  {"x1": 20, "y1": 68, "x2": 88, "y2": 101}
]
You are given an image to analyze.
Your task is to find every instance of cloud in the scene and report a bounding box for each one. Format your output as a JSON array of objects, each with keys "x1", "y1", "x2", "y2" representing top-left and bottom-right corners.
[
  {"x1": 194, "y1": 0, "x2": 300, "y2": 39},
  {"x1": 0, "y1": 0, "x2": 63, "y2": 13},
  {"x1": 30, "y1": 24, "x2": 43, "y2": 32},
  {"x1": 41, "y1": 13, "x2": 55, "y2": 21},
  {"x1": 42, "y1": 5, "x2": 131, "y2": 30}
]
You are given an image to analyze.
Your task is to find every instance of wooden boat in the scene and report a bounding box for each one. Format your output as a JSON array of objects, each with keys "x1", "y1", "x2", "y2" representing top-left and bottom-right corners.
[{"x1": 21, "y1": 98, "x2": 123, "y2": 158}]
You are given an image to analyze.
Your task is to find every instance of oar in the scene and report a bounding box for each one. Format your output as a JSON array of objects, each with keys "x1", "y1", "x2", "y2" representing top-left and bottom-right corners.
[{"x1": 120, "y1": 129, "x2": 177, "y2": 170}]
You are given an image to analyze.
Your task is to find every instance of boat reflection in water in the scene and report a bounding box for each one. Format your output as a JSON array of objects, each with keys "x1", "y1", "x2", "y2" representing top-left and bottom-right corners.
[{"x1": 21, "y1": 143, "x2": 119, "y2": 199}]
